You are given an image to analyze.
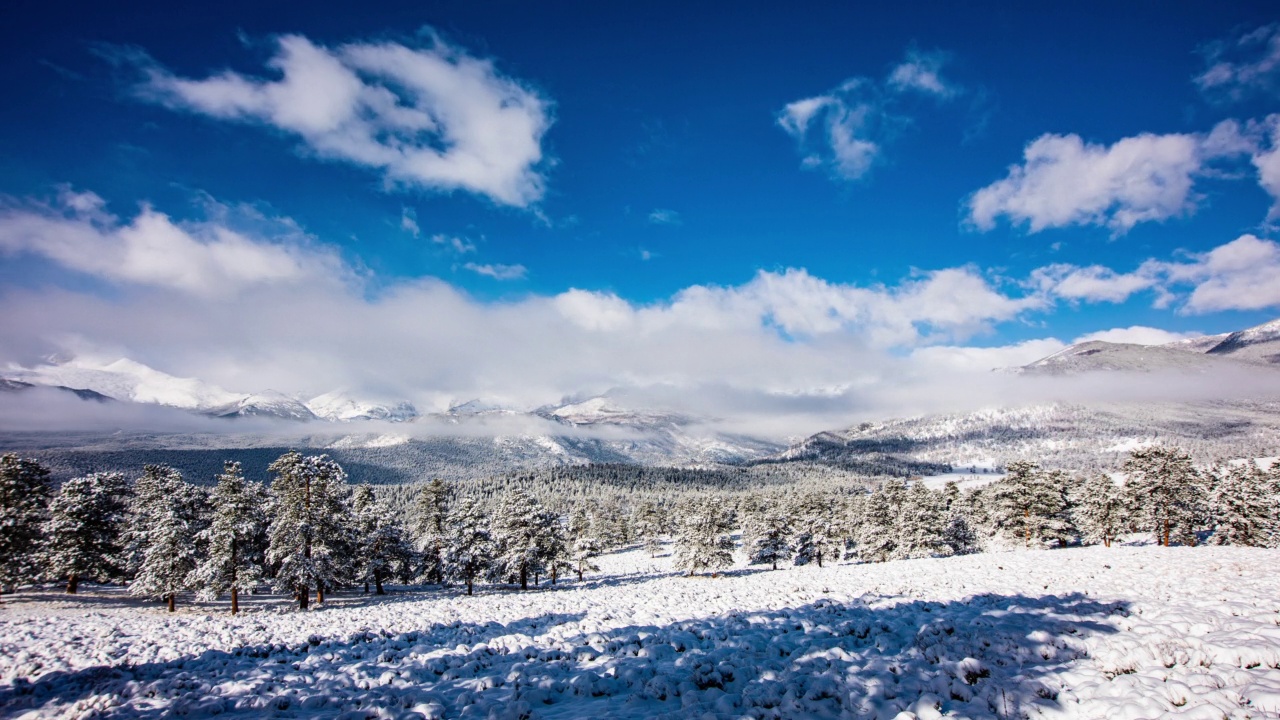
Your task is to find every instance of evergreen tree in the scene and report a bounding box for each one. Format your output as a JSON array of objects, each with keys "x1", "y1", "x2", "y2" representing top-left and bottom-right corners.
[
  {"x1": 0, "y1": 455, "x2": 52, "y2": 598},
  {"x1": 410, "y1": 479, "x2": 451, "y2": 584},
  {"x1": 567, "y1": 505, "x2": 602, "y2": 580},
  {"x1": 491, "y1": 489, "x2": 546, "y2": 590},
  {"x1": 942, "y1": 513, "x2": 979, "y2": 556},
  {"x1": 630, "y1": 500, "x2": 665, "y2": 558},
  {"x1": 352, "y1": 484, "x2": 415, "y2": 594},
  {"x1": 120, "y1": 465, "x2": 185, "y2": 581},
  {"x1": 192, "y1": 462, "x2": 267, "y2": 614},
  {"x1": 856, "y1": 480, "x2": 906, "y2": 562},
  {"x1": 789, "y1": 492, "x2": 843, "y2": 567},
  {"x1": 672, "y1": 496, "x2": 735, "y2": 577},
  {"x1": 742, "y1": 505, "x2": 791, "y2": 570},
  {"x1": 896, "y1": 482, "x2": 951, "y2": 560},
  {"x1": 1074, "y1": 474, "x2": 1125, "y2": 547},
  {"x1": 266, "y1": 452, "x2": 352, "y2": 609},
  {"x1": 989, "y1": 462, "x2": 1076, "y2": 548},
  {"x1": 443, "y1": 497, "x2": 493, "y2": 595},
  {"x1": 534, "y1": 510, "x2": 571, "y2": 585},
  {"x1": 42, "y1": 472, "x2": 131, "y2": 593},
  {"x1": 128, "y1": 485, "x2": 204, "y2": 612},
  {"x1": 1123, "y1": 446, "x2": 1206, "y2": 546},
  {"x1": 1207, "y1": 464, "x2": 1273, "y2": 547}
]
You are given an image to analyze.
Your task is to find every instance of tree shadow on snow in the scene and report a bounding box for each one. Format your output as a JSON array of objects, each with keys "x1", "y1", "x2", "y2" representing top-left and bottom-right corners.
[{"x1": 0, "y1": 593, "x2": 1127, "y2": 719}]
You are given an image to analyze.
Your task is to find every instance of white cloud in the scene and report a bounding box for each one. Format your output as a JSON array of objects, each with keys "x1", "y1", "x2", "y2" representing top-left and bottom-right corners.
[
  {"x1": 432, "y1": 234, "x2": 476, "y2": 254},
  {"x1": 648, "y1": 209, "x2": 681, "y2": 225},
  {"x1": 1029, "y1": 263, "x2": 1156, "y2": 303},
  {"x1": 887, "y1": 49, "x2": 958, "y2": 98},
  {"x1": 134, "y1": 33, "x2": 551, "y2": 207},
  {"x1": 778, "y1": 79, "x2": 884, "y2": 180},
  {"x1": 1251, "y1": 115, "x2": 1280, "y2": 220},
  {"x1": 463, "y1": 262, "x2": 526, "y2": 280},
  {"x1": 0, "y1": 189, "x2": 345, "y2": 296},
  {"x1": 1196, "y1": 24, "x2": 1280, "y2": 101},
  {"x1": 967, "y1": 121, "x2": 1251, "y2": 235},
  {"x1": 400, "y1": 208, "x2": 420, "y2": 238},
  {"x1": 1072, "y1": 326, "x2": 1196, "y2": 345},
  {"x1": 910, "y1": 338, "x2": 1066, "y2": 373}
]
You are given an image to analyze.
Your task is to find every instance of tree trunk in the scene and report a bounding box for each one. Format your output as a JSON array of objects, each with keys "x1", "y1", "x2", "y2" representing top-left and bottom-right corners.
[
  {"x1": 316, "y1": 585, "x2": 324, "y2": 605},
  {"x1": 551, "y1": 565, "x2": 558, "y2": 585},
  {"x1": 363, "y1": 582, "x2": 369, "y2": 594},
  {"x1": 577, "y1": 562, "x2": 583, "y2": 581},
  {"x1": 299, "y1": 585, "x2": 309, "y2": 610},
  {"x1": 167, "y1": 593, "x2": 175, "y2": 613},
  {"x1": 66, "y1": 574, "x2": 79, "y2": 594},
  {"x1": 772, "y1": 559, "x2": 777, "y2": 570},
  {"x1": 520, "y1": 564, "x2": 528, "y2": 591},
  {"x1": 1103, "y1": 537, "x2": 1111, "y2": 548},
  {"x1": 817, "y1": 551, "x2": 823, "y2": 568},
  {"x1": 466, "y1": 574, "x2": 473, "y2": 596},
  {"x1": 231, "y1": 587, "x2": 239, "y2": 615},
  {"x1": 375, "y1": 568, "x2": 385, "y2": 595},
  {"x1": 1163, "y1": 519, "x2": 1171, "y2": 547},
  {"x1": 1024, "y1": 508, "x2": 1031, "y2": 548}
]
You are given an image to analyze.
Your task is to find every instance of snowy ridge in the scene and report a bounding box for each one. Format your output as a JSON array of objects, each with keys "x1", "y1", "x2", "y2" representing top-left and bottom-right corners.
[
  {"x1": 6, "y1": 357, "x2": 244, "y2": 410},
  {"x1": 3, "y1": 545, "x2": 1279, "y2": 718},
  {"x1": 306, "y1": 390, "x2": 418, "y2": 422}
]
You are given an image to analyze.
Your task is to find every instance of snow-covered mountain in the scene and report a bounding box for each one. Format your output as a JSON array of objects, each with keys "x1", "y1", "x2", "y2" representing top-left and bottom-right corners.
[
  {"x1": 6, "y1": 357, "x2": 245, "y2": 410},
  {"x1": 209, "y1": 391, "x2": 317, "y2": 421},
  {"x1": 1198, "y1": 317, "x2": 1280, "y2": 363},
  {"x1": 306, "y1": 390, "x2": 418, "y2": 422}
]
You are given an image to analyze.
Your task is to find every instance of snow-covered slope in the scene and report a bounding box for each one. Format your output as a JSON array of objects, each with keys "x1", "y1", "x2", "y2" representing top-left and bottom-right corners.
[
  {"x1": 1016, "y1": 340, "x2": 1254, "y2": 375},
  {"x1": 1202, "y1": 317, "x2": 1280, "y2": 364},
  {"x1": 209, "y1": 391, "x2": 317, "y2": 421},
  {"x1": 306, "y1": 390, "x2": 418, "y2": 422},
  {"x1": 6, "y1": 357, "x2": 244, "y2": 410},
  {"x1": 4, "y1": 545, "x2": 1279, "y2": 719}
]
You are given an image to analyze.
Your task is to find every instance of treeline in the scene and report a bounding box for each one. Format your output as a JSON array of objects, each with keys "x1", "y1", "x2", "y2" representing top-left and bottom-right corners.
[{"x1": 2, "y1": 446, "x2": 1277, "y2": 613}]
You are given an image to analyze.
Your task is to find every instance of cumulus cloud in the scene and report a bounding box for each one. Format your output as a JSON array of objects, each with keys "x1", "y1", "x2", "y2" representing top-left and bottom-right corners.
[
  {"x1": 888, "y1": 49, "x2": 958, "y2": 98},
  {"x1": 777, "y1": 47, "x2": 958, "y2": 181},
  {"x1": 130, "y1": 33, "x2": 552, "y2": 207},
  {"x1": 1029, "y1": 263, "x2": 1156, "y2": 304},
  {"x1": 967, "y1": 122, "x2": 1254, "y2": 235},
  {"x1": 0, "y1": 189, "x2": 346, "y2": 296},
  {"x1": 433, "y1": 234, "x2": 477, "y2": 254},
  {"x1": 1196, "y1": 24, "x2": 1280, "y2": 101},
  {"x1": 463, "y1": 262, "x2": 526, "y2": 280}
]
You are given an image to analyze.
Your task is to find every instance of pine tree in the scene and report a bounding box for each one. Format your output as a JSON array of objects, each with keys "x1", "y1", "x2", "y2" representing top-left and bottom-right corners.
[
  {"x1": 42, "y1": 472, "x2": 131, "y2": 593},
  {"x1": 410, "y1": 479, "x2": 451, "y2": 584},
  {"x1": 567, "y1": 505, "x2": 602, "y2": 580},
  {"x1": 1123, "y1": 446, "x2": 1206, "y2": 546},
  {"x1": 534, "y1": 510, "x2": 570, "y2": 585},
  {"x1": 1074, "y1": 474, "x2": 1125, "y2": 547},
  {"x1": 192, "y1": 462, "x2": 266, "y2": 614},
  {"x1": 443, "y1": 497, "x2": 494, "y2": 595},
  {"x1": 789, "y1": 492, "x2": 844, "y2": 567},
  {"x1": 630, "y1": 500, "x2": 665, "y2": 558},
  {"x1": 856, "y1": 480, "x2": 905, "y2": 563},
  {"x1": 896, "y1": 482, "x2": 951, "y2": 560},
  {"x1": 352, "y1": 484, "x2": 415, "y2": 594},
  {"x1": 129, "y1": 485, "x2": 203, "y2": 612},
  {"x1": 942, "y1": 513, "x2": 979, "y2": 555},
  {"x1": 0, "y1": 455, "x2": 52, "y2": 599},
  {"x1": 672, "y1": 496, "x2": 735, "y2": 577},
  {"x1": 120, "y1": 465, "x2": 184, "y2": 581},
  {"x1": 266, "y1": 452, "x2": 352, "y2": 609},
  {"x1": 1207, "y1": 464, "x2": 1273, "y2": 547},
  {"x1": 742, "y1": 505, "x2": 791, "y2": 570},
  {"x1": 989, "y1": 462, "x2": 1076, "y2": 548},
  {"x1": 491, "y1": 489, "x2": 546, "y2": 590}
]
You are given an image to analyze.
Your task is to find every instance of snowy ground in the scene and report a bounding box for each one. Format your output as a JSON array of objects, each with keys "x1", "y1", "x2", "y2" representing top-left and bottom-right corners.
[{"x1": 3, "y1": 546, "x2": 1280, "y2": 719}]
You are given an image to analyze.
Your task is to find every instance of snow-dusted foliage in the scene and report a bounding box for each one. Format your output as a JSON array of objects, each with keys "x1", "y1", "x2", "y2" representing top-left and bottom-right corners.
[
  {"x1": 191, "y1": 461, "x2": 267, "y2": 614},
  {"x1": 672, "y1": 496, "x2": 735, "y2": 576},
  {"x1": 1123, "y1": 446, "x2": 1207, "y2": 546},
  {"x1": 857, "y1": 478, "x2": 906, "y2": 562},
  {"x1": 41, "y1": 472, "x2": 131, "y2": 593},
  {"x1": 490, "y1": 489, "x2": 548, "y2": 590},
  {"x1": 989, "y1": 462, "x2": 1076, "y2": 548},
  {"x1": 266, "y1": 452, "x2": 352, "y2": 609},
  {"x1": 1207, "y1": 464, "x2": 1275, "y2": 547},
  {"x1": 897, "y1": 482, "x2": 951, "y2": 560},
  {"x1": 1073, "y1": 474, "x2": 1126, "y2": 547},
  {"x1": 629, "y1": 500, "x2": 665, "y2": 558},
  {"x1": 410, "y1": 478, "x2": 451, "y2": 583},
  {"x1": 126, "y1": 465, "x2": 209, "y2": 611},
  {"x1": 351, "y1": 484, "x2": 415, "y2": 594},
  {"x1": 0, "y1": 454, "x2": 51, "y2": 594},
  {"x1": 442, "y1": 496, "x2": 494, "y2": 595},
  {"x1": 741, "y1": 503, "x2": 792, "y2": 570},
  {"x1": 789, "y1": 491, "x2": 845, "y2": 567}
]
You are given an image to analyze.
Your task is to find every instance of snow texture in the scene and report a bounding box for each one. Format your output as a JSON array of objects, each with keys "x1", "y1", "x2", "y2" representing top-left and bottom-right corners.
[{"x1": 3, "y1": 545, "x2": 1280, "y2": 719}]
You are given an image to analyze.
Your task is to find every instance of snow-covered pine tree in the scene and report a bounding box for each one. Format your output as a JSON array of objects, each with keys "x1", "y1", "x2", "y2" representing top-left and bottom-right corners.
[
  {"x1": 942, "y1": 513, "x2": 979, "y2": 556},
  {"x1": 192, "y1": 461, "x2": 266, "y2": 614},
  {"x1": 410, "y1": 478, "x2": 451, "y2": 584},
  {"x1": 989, "y1": 462, "x2": 1075, "y2": 548},
  {"x1": 534, "y1": 510, "x2": 570, "y2": 585},
  {"x1": 896, "y1": 482, "x2": 951, "y2": 560},
  {"x1": 630, "y1": 500, "x2": 665, "y2": 558},
  {"x1": 1073, "y1": 474, "x2": 1125, "y2": 547},
  {"x1": 789, "y1": 492, "x2": 844, "y2": 567},
  {"x1": 1123, "y1": 446, "x2": 1206, "y2": 546},
  {"x1": 672, "y1": 496, "x2": 735, "y2": 577},
  {"x1": 443, "y1": 497, "x2": 494, "y2": 595},
  {"x1": 120, "y1": 464, "x2": 185, "y2": 582},
  {"x1": 266, "y1": 452, "x2": 352, "y2": 609},
  {"x1": 590, "y1": 499, "x2": 630, "y2": 550},
  {"x1": 0, "y1": 455, "x2": 52, "y2": 599},
  {"x1": 129, "y1": 484, "x2": 204, "y2": 613},
  {"x1": 1207, "y1": 464, "x2": 1273, "y2": 547},
  {"x1": 42, "y1": 472, "x2": 131, "y2": 593},
  {"x1": 856, "y1": 479, "x2": 905, "y2": 563},
  {"x1": 351, "y1": 484, "x2": 415, "y2": 594},
  {"x1": 491, "y1": 489, "x2": 546, "y2": 590},
  {"x1": 741, "y1": 504, "x2": 791, "y2": 570}
]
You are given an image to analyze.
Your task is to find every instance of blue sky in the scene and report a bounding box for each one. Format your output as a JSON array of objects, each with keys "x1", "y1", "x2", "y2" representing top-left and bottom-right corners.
[{"x1": 2, "y1": 1, "x2": 1280, "y2": 432}]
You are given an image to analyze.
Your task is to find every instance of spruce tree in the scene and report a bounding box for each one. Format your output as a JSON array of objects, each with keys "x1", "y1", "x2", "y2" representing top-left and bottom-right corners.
[
  {"x1": 857, "y1": 480, "x2": 905, "y2": 562},
  {"x1": 535, "y1": 510, "x2": 570, "y2": 585},
  {"x1": 266, "y1": 452, "x2": 352, "y2": 609},
  {"x1": 942, "y1": 513, "x2": 979, "y2": 555},
  {"x1": 352, "y1": 484, "x2": 415, "y2": 594},
  {"x1": 192, "y1": 461, "x2": 266, "y2": 614},
  {"x1": 42, "y1": 472, "x2": 131, "y2": 593},
  {"x1": 443, "y1": 497, "x2": 493, "y2": 595},
  {"x1": 1074, "y1": 474, "x2": 1125, "y2": 547},
  {"x1": 789, "y1": 492, "x2": 843, "y2": 567},
  {"x1": 0, "y1": 455, "x2": 52, "y2": 599},
  {"x1": 410, "y1": 479, "x2": 451, "y2": 584},
  {"x1": 492, "y1": 489, "x2": 545, "y2": 590},
  {"x1": 896, "y1": 482, "x2": 951, "y2": 560},
  {"x1": 120, "y1": 465, "x2": 185, "y2": 581},
  {"x1": 1123, "y1": 446, "x2": 1206, "y2": 546},
  {"x1": 129, "y1": 487, "x2": 203, "y2": 612},
  {"x1": 1207, "y1": 464, "x2": 1273, "y2": 547},
  {"x1": 672, "y1": 496, "x2": 735, "y2": 577},
  {"x1": 742, "y1": 505, "x2": 791, "y2": 570}
]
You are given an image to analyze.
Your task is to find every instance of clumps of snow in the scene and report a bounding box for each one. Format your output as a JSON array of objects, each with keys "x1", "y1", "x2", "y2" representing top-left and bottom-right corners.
[
  {"x1": 3, "y1": 545, "x2": 1280, "y2": 718},
  {"x1": 327, "y1": 434, "x2": 411, "y2": 450}
]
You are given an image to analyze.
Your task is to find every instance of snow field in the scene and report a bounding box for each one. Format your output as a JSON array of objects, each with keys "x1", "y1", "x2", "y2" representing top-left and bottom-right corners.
[{"x1": 2, "y1": 545, "x2": 1280, "y2": 719}]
